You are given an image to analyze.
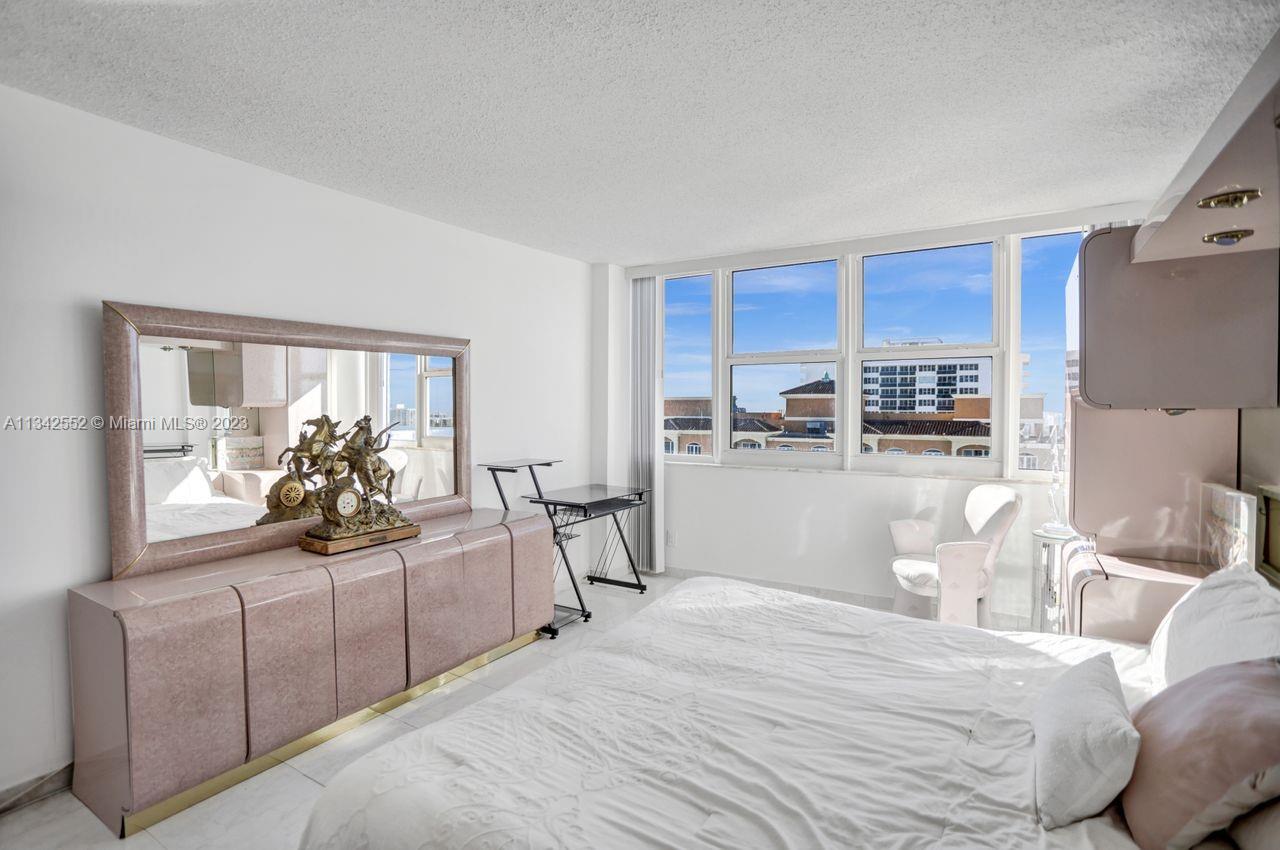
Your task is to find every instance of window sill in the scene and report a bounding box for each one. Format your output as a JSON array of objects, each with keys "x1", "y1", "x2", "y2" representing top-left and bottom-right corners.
[{"x1": 663, "y1": 458, "x2": 1051, "y2": 486}]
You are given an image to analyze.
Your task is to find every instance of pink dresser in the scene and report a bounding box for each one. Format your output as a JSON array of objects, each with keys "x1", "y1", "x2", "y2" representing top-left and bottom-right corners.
[{"x1": 68, "y1": 508, "x2": 553, "y2": 834}]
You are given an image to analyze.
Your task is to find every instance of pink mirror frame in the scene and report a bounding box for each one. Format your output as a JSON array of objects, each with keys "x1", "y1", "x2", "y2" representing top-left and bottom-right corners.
[{"x1": 103, "y1": 301, "x2": 472, "y2": 579}]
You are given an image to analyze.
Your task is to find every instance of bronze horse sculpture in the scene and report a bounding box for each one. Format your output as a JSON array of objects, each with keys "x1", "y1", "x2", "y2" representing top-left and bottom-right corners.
[
  {"x1": 277, "y1": 415, "x2": 349, "y2": 487},
  {"x1": 338, "y1": 416, "x2": 397, "y2": 505}
]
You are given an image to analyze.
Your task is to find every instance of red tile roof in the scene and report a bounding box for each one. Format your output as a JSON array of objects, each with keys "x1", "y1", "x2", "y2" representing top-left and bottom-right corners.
[{"x1": 862, "y1": 419, "x2": 991, "y2": 437}]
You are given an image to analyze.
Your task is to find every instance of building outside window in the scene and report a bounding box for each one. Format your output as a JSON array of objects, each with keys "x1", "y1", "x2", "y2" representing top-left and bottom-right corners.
[{"x1": 859, "y1": 242, "x2": 996, "y2": 459}]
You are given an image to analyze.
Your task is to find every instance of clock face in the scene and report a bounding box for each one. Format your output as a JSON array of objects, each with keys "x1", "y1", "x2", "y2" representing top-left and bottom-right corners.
[
  {"x1": 335, "y1": 488, "x2": 361, "y2": 518},
  {"x1": 279, "y1": 480, "x2": 305, "y2": 508}
]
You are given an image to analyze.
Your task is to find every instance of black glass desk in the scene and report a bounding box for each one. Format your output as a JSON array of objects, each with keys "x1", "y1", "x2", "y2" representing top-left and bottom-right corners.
[{"x1": 479, "y1": 460, "x2": 648, "y2": 637}]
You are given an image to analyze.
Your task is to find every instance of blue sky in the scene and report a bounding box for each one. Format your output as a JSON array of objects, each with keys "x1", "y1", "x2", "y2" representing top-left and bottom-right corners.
[
  {"x1": 389, "y1": 354, "x2": 454, "y2": 417},
  {"x1": 662, "y1": 233, "x2": 1080, "y2": 414},
  {"x1": 663, "y1": 273, "x2": 715, "y2": 400},
  {"x1": 863, "y1": 243, "x2": 992, "y2": 346},
  {"x1": 1018, "y1": 231, "x2": 1082, "y2": 414}
]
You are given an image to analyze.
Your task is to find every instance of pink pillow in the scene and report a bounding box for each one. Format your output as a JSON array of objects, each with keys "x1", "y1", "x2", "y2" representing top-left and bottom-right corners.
[{"x1": 1121, "y1": 658, "x2": 1280, "y2": 850}]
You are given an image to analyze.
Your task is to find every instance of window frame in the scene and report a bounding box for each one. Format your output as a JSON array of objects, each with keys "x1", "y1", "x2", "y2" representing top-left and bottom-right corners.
[
  {"x1": 640, "y1": 209, "x2": 1120, "y2": 481},
  {"x1": 1006, "y1": 226, "x2": 1087, "y2": 482},
  {"x1": 659, "y1": 270, "x2": 719, "y2": 465},
  {"x1": 849, "y1": 236, "x2": 1004, "y2": 478},
  {"x1": 719, "y1": 256, "x2": 845, "y2": 470}
]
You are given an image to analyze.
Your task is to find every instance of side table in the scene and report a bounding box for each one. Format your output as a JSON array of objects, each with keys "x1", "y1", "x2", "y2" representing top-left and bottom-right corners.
[{"x1": 1032, "y1": 525, "x2": 1076, "y2": 633}]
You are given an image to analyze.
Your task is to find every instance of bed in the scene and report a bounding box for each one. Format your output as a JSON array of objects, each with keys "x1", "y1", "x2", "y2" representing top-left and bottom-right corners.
[
  {"x1": 145, "y1": 495, "x2": 267, "y2": 542},
  {"x1": 143, "y1": 455, "x2": 265, "y2": 541},
  {"x1": 300, "y1": 577, "x2": 1167, "y2": 849}
]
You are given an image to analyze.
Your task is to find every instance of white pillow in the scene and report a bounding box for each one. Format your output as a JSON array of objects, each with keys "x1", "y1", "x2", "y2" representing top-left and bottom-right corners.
[
  {"x1": 1033, "y1": 653, "x2": 1140, "y2": 829},
  {"x1": 1149, "y1": 567, "x2": 1280, "y2": 689},
  {"x1": 144, "y1": 457, "x2": 215, "y2": 505}
]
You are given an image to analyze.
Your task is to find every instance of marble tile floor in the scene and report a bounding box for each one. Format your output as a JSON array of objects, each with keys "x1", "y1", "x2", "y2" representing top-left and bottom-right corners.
[{"x1": 0, "y1": 570, "x2": 1024, "y2": 848}]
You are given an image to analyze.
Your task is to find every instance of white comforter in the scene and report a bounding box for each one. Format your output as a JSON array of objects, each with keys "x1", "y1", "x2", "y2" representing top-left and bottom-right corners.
[
  {"x1": 301, "y1": 578, "x2": 1156, "y2": 849},
  {"x1": 145, "y1": 496, "x2": 266, "y2": 542}
]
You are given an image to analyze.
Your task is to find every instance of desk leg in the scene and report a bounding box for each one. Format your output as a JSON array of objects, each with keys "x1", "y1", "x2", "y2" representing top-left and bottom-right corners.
[
  {"x1": 557, "y1": 536, "x2": 591, "y2": 622},
  {"x1": 586, "y1": 511, "x2": 647, "y2": 593},
  {"x1": 488, "y1": 468, "x2": 510, "y2": 511},
  {"x1": 539, "y1": 503, "x2": 592, "y2": 637}
]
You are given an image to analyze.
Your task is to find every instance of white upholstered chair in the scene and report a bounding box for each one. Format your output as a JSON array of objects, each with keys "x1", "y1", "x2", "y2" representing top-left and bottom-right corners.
[{"x1": 889, "y1": 484, "x2": 1022, "y2": 627}]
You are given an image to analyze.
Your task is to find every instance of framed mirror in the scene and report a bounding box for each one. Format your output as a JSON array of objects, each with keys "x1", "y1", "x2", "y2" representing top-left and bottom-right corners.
[{"x1": 103, "y1": 302, "x2": 471, "y2": 578}]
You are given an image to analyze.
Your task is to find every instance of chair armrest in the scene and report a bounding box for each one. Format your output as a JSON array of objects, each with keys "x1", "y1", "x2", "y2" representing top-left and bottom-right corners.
[
  {"x1": 889, "y1": 518, "x2": 937, "y2": 556},
  {"x1": 935, "y1": 541, "x2": 992, "y2": 627}
]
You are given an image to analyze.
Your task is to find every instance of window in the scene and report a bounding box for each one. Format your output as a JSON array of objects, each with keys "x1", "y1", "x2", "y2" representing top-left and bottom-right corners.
[
  {"x1": 383, "y1": 354, "x2": 453, "y2": 447},
  {"x1": 386, "y1": 353, "x2": 418, "y2": 444},
  {"x1": 729, "y1": 362, "x2": 837, "y2": 454},
  {"x1": 422, "y1": 356, "x2": 454, "y2": 440},
  {"x1": 1017, "y1": 231, "x2": 1081, "y2": 475},
  {"x1": 732, "y1": 260, "x2": 838, "y2": 352},
  {"x1": 686, "y1": 442, "x2": 702, "y2": 455},
  {"x1": 664, "y1": 273, "x2": 714, "y2": 458},
  {"x1": 862, "y1": 243, "x2": 994, "y2": 348},
  {"x1": 645, "y1": 219, "x2": 1086, "y2": 475},
  {"x1": 664, "y1": 438, "x2": 674, "y2": 454}
]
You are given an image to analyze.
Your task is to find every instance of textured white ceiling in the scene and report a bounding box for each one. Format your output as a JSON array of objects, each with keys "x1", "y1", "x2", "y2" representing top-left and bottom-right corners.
[{"x1": 2, "y1": 2, "x2": 1277, "y2": 265}]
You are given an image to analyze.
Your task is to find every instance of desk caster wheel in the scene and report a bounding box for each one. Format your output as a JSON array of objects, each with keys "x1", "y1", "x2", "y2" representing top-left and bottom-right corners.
[{"x1": 583, "y1": 614, "x2": 592, "y2": 622}]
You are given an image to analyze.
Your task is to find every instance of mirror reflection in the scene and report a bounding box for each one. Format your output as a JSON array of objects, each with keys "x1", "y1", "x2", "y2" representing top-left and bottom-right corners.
[{"x1": 138, "y1": 338, "x2": 455, "y2": 543}]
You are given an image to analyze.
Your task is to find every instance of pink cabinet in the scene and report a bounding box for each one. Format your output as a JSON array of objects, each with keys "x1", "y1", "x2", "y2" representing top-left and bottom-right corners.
[
  {"x1": 404, "y1": 536, "x2": 470, "y2": 683},
  {"x1": 117, "y1": 589, "x2": 247, "y2": 811},
  {"x1": 68, "y1": 508, "x2": 554, "y2": 834},
  {"x1": 404, "y1": 526, "x2": 516, "y2": 685},
  {"x1": 507, "y1": 515, "x2": 554, "y2": 636},
  {"x1": 1077, "y1": 225, "x2": 1279, "y2": 409},
  {"x1": 235, "y1": 569, "x2": 337, "y2": 757},
  {"x1": 328, "y1": 551, "x2": 408, "y2": 714}
]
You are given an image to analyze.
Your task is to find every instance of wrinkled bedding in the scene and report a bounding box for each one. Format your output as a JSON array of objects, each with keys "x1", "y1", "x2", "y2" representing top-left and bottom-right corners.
[
  {"x1": 145, "y1": 495, "x2": 265, "y2": 541},
  {"x1": 301, "y1": 577, "x2": 1155, "y2": 849}
]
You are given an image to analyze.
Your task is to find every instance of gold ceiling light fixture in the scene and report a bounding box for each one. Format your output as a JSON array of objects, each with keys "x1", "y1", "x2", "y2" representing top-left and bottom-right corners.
[
  {"x1": 1202, "y1": 229, "x2": 1255, "y2": 247},
  {"x1": 1196, "y1": 188, "x2": 1262, "y2": 209}
]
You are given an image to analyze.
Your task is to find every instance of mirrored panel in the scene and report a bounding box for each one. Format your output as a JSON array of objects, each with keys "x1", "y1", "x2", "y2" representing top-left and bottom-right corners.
[{"x1": 139, "y1": 337, "x2": 455, "y2": 543}]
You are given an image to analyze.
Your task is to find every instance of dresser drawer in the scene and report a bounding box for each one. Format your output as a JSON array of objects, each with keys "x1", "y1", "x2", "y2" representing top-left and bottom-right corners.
[
  {"x1": 235, "y1": 568, "x2": 337, "y2": 757},
  {"x1": 118, "y1": 589, "x2": 247, "y2": 811},
  {"x1": 329, "y1": 551, "x2": 407, "y2": 714}
]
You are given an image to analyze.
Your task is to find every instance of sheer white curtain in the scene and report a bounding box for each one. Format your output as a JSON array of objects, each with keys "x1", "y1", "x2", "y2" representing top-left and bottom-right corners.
[{"x1": 628, "y1": 276, "x2": 663, "y2": 572}]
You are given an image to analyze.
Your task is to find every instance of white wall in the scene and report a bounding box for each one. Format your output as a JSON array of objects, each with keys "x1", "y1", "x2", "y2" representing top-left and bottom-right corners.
[
  {"x1": 0, "y1": 85, "x2": 595, "y2": 793},
  {"x1": 663, "y1": 462, "x2": 1050, "y2": 618}
]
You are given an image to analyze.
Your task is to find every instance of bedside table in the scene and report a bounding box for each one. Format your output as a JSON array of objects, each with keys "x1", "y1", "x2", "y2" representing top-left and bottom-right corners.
[{"x1": 1031, "y1": 525, "x2": 1076, "y2": 633}]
